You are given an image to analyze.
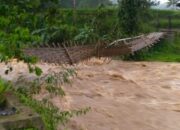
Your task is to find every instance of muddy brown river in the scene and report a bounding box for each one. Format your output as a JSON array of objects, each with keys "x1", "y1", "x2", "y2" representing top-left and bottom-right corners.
[{"x1": 1, "y1": 59, "x2": 180, "y2": 130}]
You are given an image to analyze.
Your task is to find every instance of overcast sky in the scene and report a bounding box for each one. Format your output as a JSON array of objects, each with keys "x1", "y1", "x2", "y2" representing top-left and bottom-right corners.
[{"x1": 159, "y1": 0, "x2": 168, "y2": 3}]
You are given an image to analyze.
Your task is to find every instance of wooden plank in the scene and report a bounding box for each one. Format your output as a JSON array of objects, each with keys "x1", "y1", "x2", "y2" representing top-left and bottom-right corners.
[{"x1": 62, "y1": 44, "x2": 74, "y2": 65}]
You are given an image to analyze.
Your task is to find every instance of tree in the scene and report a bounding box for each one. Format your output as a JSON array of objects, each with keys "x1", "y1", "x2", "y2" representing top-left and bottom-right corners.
[
  {"x1": 118, "y1": 0, "x2": 139, "y2": 36},
  {"x1": 177, "y1": 2, "x2": 180, "y2": 7},
  {"x1": 118, "y1": 0, "x2": 156, "y2": 36},
  {"x1": 167, "y1": 0, "x2": 180, "y2": 9}
]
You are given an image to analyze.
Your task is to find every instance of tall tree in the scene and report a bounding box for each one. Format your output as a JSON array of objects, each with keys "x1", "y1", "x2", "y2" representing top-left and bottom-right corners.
[
  {"x1": 167, "y1": 0, "x2": 180, "y2": 9},
  {"x1": 177, "y1": 2, "x2": 180, "y2": 7},
  {"x1": 118, "y1": 0, "x2": 155, "y2": 36}
]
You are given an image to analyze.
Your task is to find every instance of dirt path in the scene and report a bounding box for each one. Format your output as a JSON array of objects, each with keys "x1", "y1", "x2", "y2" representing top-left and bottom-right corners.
[{"x1": 0, "y1": 59, "x2": 180, "y2": 130}]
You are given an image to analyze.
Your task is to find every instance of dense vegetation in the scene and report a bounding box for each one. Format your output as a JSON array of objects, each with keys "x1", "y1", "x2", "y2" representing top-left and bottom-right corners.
[
  {"x1": 123, "y1": 9, "x2": 180, "y2": 62},
  {"x1": 61, "y1": 0, "x2": 113, "y2": 8},
  {"x1": 118, "y1": 0, "x2": 155, "y2": 36},
  {"x1": 0, "y1": 0, "x2": 179, "y2": 61},
  {"x1": 124, "y1": 32, "x2": 180, "y2": 62},
  {"x1": 0, "y1": 78, "x2": 11, "y2": 107}
]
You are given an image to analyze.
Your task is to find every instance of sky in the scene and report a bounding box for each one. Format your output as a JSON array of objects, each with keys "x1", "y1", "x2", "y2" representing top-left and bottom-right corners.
[{"x1": 159, "y1": 0, "x2": 168, "y2": 4}]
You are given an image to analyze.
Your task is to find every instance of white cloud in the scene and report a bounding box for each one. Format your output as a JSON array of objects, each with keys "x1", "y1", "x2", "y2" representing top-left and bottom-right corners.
[{"x1": 159, "y1": 0, "x2": 168, "y2": 4}]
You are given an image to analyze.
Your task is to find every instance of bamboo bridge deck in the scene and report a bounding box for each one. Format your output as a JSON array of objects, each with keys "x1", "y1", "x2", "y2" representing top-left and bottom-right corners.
[{"x1": 24, "y1": 32, "x2": 166, "y2": 64}]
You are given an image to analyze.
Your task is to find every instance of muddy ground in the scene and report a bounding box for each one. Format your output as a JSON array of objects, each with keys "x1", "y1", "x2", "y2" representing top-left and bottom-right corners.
[{"x1": 0, "y1": 59, "x2": 180, "y2": 130}]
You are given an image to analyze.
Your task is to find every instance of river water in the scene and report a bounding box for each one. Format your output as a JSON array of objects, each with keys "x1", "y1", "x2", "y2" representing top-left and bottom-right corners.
[{"x1": 0, "y1": 58, "x2": 180, "y2": 130}]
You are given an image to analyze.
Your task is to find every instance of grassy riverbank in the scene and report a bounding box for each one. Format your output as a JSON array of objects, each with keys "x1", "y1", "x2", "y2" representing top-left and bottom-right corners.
[{"x1": 124, "y1": 32, "x2": 180, "y2": 62}]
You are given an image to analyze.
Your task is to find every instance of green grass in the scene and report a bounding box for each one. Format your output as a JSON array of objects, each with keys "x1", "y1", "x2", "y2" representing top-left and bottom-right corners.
[
  {"x1": 151, "y1": 19, "x2": 180, "y2": 29},
  {"x1": 124, "y1": 10, "x2": 180, "y2": 62},
  {"x1": 124, "y1": 32, "x2": 180, "y2": 62},
  {"x1": 158, "y1": 19, "x2": 180, "y2": 29},
  {"x1": 149, "y1": 9, "x2": 180, "y2": 29}
]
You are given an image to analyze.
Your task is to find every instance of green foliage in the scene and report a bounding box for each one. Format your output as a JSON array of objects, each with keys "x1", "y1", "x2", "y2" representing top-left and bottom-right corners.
[
  {"x1": 0, "y1": 0, "x2": 179, "y2": 63},
  {"x1": 177, "y1": 2, "x2": 180, "y2": 7},
  {"x1": 93, "y1": 7, "x2": 118, "y2": 40},
  {"x1": 45, "y1": 75, "x2": 66, "y2": 96},
  {"x1": 2, "y1": 0, "x2": 175, "y2": 53},
  {"x1": 118, "y1": 0, "x2": 139, "y2": 36},
  {"x1": 15, "y1": 68, "x2": 90, "y2": 130},
  {"x1": 0, "y1": 78, "x2": 11, "y2": 106},
  {"x1": 124, "y1": 32, "x2": 180, "y2": 62},
  {"x1": 27, "y1": 64, "x2": 43, "y2": 76},
  {"x1": 167, "y1": 0, "x2": 180, "y2": 8},
  {"x1": 62, "y1": 68, "x2": 77, "y2": 83},
  {"x1": 61, "y1": 0, "x2": 112, "y2": 8},
  {"x1": 22, "y1": 56, "x2": 38, "y2": 64},
  {"x1": 0, "y1": 0, "x2": 59, "y2": 13},
  {"x1": 0, "y1": 0, "x2": 61, "y2": 62},
  {"x1": 74, "y1": 26, "x2": 98, "y2": 44},
  {"x1": 16, "y1": 90, "x2": 69, "y2": 130},
  {"x1": 149, "y1": 9, "x2": 180, "y2": 29},
  {"x1": 35, "y1": 67, "x2": 43, "y2": 76},
  {"x1": 0, "y1": 26, "x2": 41, "y2": 62},
  {"x1": 72, "y1": 7, "x2": 118, "y2": 43},
  {"x1": 118, "y1": 0, "x2": 154, "y2": 36},
  {"x1": 33, "y1": 25, "x2": 77, "y2": 43}
]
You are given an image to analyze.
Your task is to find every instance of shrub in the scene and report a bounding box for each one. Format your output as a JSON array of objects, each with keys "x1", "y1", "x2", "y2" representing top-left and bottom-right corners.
[
  {"x1": 0, "y1": 78, "x2": 11, "y2": 107},
  {"x1": 74, "y1": 25, "x2": 98, "y2": 44}
]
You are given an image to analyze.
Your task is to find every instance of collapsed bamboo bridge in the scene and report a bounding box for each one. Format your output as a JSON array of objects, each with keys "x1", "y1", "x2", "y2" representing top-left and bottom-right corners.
[{"x1": 24, "y1": 32, "x2": 166, "y2": 64}]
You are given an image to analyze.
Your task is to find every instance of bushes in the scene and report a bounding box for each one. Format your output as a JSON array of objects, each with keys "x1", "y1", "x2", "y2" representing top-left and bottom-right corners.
[
  {"x1": 33, "y1": 25, "x2": 77, "y2": 44},
  {"x1": 0, "y1": 0, "x2": 179, "y2": 61},
  {"x1": 74, "y1": 25, "x2": 98, "y2": 44},
  {"x1": 124, "y1": 32, "x2": 180, "y2": 62},
  {"x1": 0, "y1": 78, "x2": 11, "y2": 108},
  {"x1": 15, "y1": 69, "x2": 90, "y2": 130},
  {"x1": 118, "y1": 0, "x2": 156, "y2": 36},
  {"x1": 149, "y1": 9, "x2": 180, "y2": 29},
  {"x1": 0, "y1": 26, "x2": 41, "y2": 61},
  {"x1": 3, "y1": 1, "x2": 179, "y2": 52}
]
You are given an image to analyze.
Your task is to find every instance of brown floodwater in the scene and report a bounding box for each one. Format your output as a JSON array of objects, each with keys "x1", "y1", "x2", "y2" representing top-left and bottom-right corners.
[{"x1": 1, "y1": 59, "x2": 180, "y2": 130}]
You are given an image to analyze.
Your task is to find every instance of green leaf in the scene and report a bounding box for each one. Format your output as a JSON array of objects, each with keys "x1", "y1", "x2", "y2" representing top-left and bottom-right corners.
[{"x1": 35, "y1": 66, "x2": 43, "y2": 76}]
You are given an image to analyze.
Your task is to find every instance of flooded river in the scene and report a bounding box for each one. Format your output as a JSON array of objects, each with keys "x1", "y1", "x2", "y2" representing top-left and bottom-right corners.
[{"x1": 1, "y1": 59, "x2": 180, "y2": 130}]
